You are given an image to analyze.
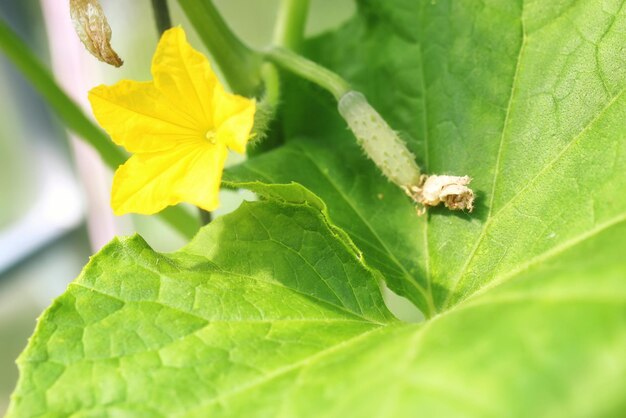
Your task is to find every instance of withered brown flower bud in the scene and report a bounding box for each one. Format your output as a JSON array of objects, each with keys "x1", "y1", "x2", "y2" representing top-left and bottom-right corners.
[
  {"x1": 69, "y1": 0, "x2": 123, "y2": 67},
  {"x1": 405, "y1": 175, "x2": 475, "y2": 215}
]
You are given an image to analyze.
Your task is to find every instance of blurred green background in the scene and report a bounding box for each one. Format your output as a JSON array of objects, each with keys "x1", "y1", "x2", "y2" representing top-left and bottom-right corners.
[{"x1": 0, "y1": 0, "x2": 355, "y2": 413}]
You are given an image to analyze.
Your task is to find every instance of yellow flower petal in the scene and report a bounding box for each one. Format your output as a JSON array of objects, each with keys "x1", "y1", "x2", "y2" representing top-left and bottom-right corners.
[
  {"x1": 152, "y1": 27, "x2": 216, "y2": 128},
  {"x1": 213, "y1": 83, "x2": 256, "y2": 153},
  {"x1": 89, "y1": 26, "x2": 257, "y2": 215},
  {"x1": 111, "y1": 142, "x2": 227, "y2": 215},
  {"x1": 89, "y1": 80, "x2": 200, "y2": 153}
]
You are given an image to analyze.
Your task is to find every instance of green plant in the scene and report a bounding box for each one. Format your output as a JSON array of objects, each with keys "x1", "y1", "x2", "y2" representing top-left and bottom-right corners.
[{"x1": 2, "y1": 0, "x2": 626, "y2": 416}]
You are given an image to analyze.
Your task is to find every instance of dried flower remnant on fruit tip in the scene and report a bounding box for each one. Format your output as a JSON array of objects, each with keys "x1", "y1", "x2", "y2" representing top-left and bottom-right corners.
[
  {"x1": 70, "y1": 0, "x2": 123, "y2": 67},
  {"x1": 405, "y1": 175, "x2": 475, "y2": 215}
]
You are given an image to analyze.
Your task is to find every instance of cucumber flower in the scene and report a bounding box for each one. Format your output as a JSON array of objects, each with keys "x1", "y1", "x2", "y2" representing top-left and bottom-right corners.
[{"x1": 88, "y1": 27, "x2": 256, "y2": 215}]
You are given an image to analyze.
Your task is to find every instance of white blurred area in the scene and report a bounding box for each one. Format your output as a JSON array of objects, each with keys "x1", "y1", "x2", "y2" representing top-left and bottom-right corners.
[
  {"x1": 0, "y1": 143, "x2": 84, "y2": 273},
  {"x1": 0, "y1": 0, "x2": 355, "y2": 414}
]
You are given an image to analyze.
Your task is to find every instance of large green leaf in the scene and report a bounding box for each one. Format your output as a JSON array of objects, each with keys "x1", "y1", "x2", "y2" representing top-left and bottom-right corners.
[
  {"x1": 7, "y1": 187, "x2": 396, "y2": 417},
  {"x1": 7, "y1": 186, "x2": 626, "y2": 417},
  {"x1": 228, "y1": 0, "x2": 626, "y2": 315},
  {"x1": 7, "y1": 0, "x2": 626, "y2": 416}
]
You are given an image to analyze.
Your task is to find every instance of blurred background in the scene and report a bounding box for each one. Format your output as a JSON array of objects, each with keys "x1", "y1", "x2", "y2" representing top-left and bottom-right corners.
[{"x1": 0, "y1": 0, "x2": 355, "y2": 413}]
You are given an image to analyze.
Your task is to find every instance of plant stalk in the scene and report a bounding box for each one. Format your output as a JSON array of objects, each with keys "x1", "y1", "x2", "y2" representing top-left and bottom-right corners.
[
  {"x1": 264, "y1": 47, "x2": 350, "y2": 100},
  {"x1": 176, "y1": 0, "x2": 262, "y2": 96},
  {"x1": 151, "y1": 0, "x2": 172, "y2": 35},
  {"x1": 273, "y1": 0, "x2": 310, "y2": 51}
]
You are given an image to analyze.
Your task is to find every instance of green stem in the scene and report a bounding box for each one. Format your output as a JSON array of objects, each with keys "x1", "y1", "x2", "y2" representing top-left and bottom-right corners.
[
  {"x1": 151, "y1": 0, "x2": 172, "y2": 35},
  {"x1": 0, "y1": 19, "x2": 124, "y2": 168},
  {"x1": 264, "y1": 47, "x2": 350, "y2": 100},
  {"x1": 177, "y1": 0, "x2": 262, "y2": 96},
  {"x1": 273, "y1": 0, "x2": 310, "y2": 51},
  {"x1": 260, "y1": 62, "x2": 280, "y2": 107},
  {"x1": 262, "y1": 0, "x2": 310, "y2": 108}
]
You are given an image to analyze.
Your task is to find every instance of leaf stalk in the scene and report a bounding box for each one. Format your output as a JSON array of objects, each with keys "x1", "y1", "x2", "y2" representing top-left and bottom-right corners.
[
  {"x1": 176, "y1": 0, "x2": 263, "y2": 96},
  {"x1": 273, "y1": 0, "x2": 310, "y2": 51}
]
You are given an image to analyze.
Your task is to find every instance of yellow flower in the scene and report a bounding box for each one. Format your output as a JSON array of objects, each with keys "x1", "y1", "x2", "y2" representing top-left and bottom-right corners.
[{"x1": 88, "y1": 27, "x2": 255, "y2": 215}]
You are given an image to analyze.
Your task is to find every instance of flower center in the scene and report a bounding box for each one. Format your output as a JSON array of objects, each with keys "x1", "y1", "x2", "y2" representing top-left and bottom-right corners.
[{"x1": 205, "y1": 130, "x2": 217, "y2": 144}]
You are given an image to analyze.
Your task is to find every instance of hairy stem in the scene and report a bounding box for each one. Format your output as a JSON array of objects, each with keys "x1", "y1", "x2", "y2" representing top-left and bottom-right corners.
[{"x1": 265, "y1": 47, "x2": 350, "y2": 100}]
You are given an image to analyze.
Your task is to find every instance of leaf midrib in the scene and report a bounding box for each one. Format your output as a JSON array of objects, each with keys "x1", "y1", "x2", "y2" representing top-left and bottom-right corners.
[
  {"x1": 439, "y1": 1, "x2": 527, "y2": 310},
  {"x1": 417, "y1": 0, "x2": 435, "y2": 319}
]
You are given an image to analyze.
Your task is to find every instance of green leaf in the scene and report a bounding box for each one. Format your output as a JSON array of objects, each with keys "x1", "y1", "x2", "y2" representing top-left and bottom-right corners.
[
  {"x1": 226, "y1": 139, "x2": 437, "y2": 315},
  {"x1": 229, "y1": 0, "x2": 626, "y2": 315},
  {"x1": 7, "y1": 188, "x2": 396, "y2": 417},
  {"x1": 0, "y1": 18, "x2": 199, "y2": 240},
  {"x1": 7, "y1": 187, "x2": 626, "y2": 417}
]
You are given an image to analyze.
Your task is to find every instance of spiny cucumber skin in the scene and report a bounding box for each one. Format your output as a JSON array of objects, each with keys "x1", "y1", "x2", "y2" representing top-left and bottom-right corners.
[{"x1": 338, "y1": 91, "x2": 421, "y2": 187}]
